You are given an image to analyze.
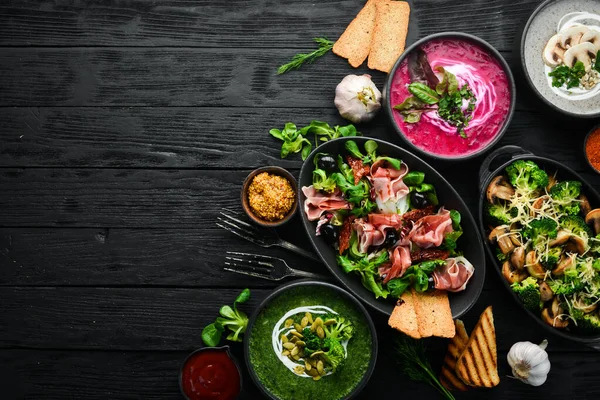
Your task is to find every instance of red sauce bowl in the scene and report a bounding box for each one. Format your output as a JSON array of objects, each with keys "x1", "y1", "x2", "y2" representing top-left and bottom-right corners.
[
  {"x1": 384, "y1": 32, "x2": 516, "y2": 161},
  {"x1": 179, "y1": 346, "x2": 242, "y2": 400}
]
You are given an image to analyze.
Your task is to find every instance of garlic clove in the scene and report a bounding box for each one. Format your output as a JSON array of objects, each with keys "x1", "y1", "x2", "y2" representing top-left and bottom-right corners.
[
  {"x1": 507, "y1": 340, "x2": 551, "y2": 386},
  {"x1": 334, "y1": 74, "x2": 382, "y2": 124}
]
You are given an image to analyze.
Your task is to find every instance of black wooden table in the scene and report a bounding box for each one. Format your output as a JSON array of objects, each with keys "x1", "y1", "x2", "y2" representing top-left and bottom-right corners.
[{"x1": 1, "y1": 1, "x2": 600, "y2": 399}]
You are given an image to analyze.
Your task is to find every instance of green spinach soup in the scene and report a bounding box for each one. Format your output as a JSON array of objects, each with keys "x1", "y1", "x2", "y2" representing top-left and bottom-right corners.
[{"x1": 248, "y1": 284, "x2": 374, "y2": 400}]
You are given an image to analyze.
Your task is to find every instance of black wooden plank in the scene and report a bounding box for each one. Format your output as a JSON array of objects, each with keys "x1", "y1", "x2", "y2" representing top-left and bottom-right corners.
[
  {"x1": 1, "y1": 348, "x2": 598, "y2": 400},
  {"x1": 0, "y1": 286, "x2": 595, "y2": 353},
  {"x1": 1, "y1": 107, "x2": 595, "y2": 169},
  {"x1": 0, "y1": 47, "x2": 527, "y2": 107},
  {"x1": 0, "y1": 0, "x2": 540, "y2": 51}
]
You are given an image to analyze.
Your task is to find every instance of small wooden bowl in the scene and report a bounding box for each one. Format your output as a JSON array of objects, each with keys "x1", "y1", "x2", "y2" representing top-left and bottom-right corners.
[
  {"x1": 241, "y1": 166, "x2": 298, "y2": 227},
  {"x1": 584, "y1": 124, "x2": 600, "y2": 174}
]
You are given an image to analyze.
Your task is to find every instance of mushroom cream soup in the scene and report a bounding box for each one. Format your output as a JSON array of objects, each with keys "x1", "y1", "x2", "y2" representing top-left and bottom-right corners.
[{"x1": 390, "y1": 38, "x2": 511, "y2": 157}]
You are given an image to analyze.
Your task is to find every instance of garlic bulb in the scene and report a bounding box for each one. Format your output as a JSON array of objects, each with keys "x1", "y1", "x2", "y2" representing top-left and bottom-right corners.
[
  {"x1": 507, "y1": 339, "x2": 551, "y2": 386},
  {"x1": 334, "y1": 74, "x2": 382, "y2": 124}
]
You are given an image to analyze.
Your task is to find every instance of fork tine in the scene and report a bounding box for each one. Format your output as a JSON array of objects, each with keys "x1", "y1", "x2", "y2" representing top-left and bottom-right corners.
[
  {"x1": 219, "y1": 210, "x2": 259, "y2": 231},
  {"x1": 217, "y1": 216, "x2": 263, "y2": 238},
  {"x1": 225, "y1": 256, "x2": 274, "y2": 269},
  {"x1": 216, "y1": 222, "x2": 258, "y2": 244},
  {"x1": 223, "y1": 267, "x2": 272, "y2": 280},
  {"x1": 226, "y1": 251, "x2": 279, "y2": 261}
]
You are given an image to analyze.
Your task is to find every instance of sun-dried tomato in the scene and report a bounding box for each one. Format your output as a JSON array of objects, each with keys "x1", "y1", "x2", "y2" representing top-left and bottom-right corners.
[
  {"x1": 338, "y1": 215, "x2": 356, "y2": 255},
  {"x1": 411, "y1": 249, "x2": 450, "y2": 263},
  {"x1": 402, "y1": 205, "x2": 435, "y2": 223},
  {"x1": 346, "y1": 156, "x2": 370, "y2": 184}
]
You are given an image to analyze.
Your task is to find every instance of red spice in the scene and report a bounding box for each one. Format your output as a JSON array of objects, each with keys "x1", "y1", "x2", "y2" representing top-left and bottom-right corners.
[{"x1": 586, "y1": 127, "x2": 600, "y2": 171}]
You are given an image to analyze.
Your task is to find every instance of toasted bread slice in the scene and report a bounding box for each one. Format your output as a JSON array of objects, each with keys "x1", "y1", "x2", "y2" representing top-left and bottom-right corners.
[
  {"x1": 332, "y1": 0, "x2": 378, "y2": 68},
  {"x1": 455, "y1": 306, "x2": 500, "y2": 388},
  {"x1": 388, "y1": 290, "x2": 420, "y2": 338},
  {"x1": 367, "y1": 0, "x2": 410, "y2": 73},
  {"x1": 413, "y1": 289, "x2": 455, "y2": 338},
  {"x1": 440, "y1": 320, "x2": 470, "y2": 391}
]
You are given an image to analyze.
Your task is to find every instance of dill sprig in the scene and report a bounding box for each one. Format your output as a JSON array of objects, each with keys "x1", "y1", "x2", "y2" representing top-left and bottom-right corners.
[
  {"x1": 395, "y1": 334, "x2": 456, "y2": 400},
  {"x1": 277, "y1": 37, "x2": 334, "y2": 75}
]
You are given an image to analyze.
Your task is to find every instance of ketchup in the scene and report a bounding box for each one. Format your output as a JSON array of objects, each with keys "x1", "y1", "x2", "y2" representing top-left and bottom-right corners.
[{"x1": 180, "y1": 347, "x2": 241, "y2": 400}]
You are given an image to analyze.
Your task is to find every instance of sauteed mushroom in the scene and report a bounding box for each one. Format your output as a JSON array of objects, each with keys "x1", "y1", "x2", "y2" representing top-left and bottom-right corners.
[
  {"x1": 489, "y1": 226, "x2": 515, "y2": 254},
  {"x1": 541, "y1": 297, "x2": 569, "y2": 328},
  {"x1": 539, "y1": 281, "x2": 554, "y2": 302},
  {"x1": 565, "y1": 235, "x2": 587, "y2": 255},
  {"x1": 579, "y1": 194, "x2": 592, "y2": 216},
  {"x1": 585, "y1": 208, "x2": 600, "y2": 235},
  {"x1": 511, "y1": 246, "x2": 526, "y2": 270},
  {"x1": 549, "y1": 229, "x2": 571, "y2": 247},
  {"x1": 487, "y1": 176, "x2": 515, "y2": 203},
  {"x1": 552, "y1": 253, "x2": 576, "y2": 276},
  {"x1": 502, "y1": 260, "x2": 528, "y2": 284},
  {"x1": 526, "y1": 250, "x2": 546, "y2": 279},
  {"x1": 530, "y1": 195, "x2": 549, "y2": 216}
]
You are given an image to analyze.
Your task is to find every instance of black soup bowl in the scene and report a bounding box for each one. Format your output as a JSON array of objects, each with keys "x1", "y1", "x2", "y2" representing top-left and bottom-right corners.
[
  {"x1": 244, "y1": 280, "x2": 378, "y2": 400},
  {"x1": 298, "y1": 137, "x2": 485, "y2": 317},
  {"x1": 478, "y1": 145, "x2": 600, "y2": 346}
]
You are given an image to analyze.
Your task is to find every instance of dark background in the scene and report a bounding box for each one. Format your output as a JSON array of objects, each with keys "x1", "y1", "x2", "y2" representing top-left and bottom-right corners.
[{"x1": 1, "y1": 0, "x2": 600, "y2": 398}]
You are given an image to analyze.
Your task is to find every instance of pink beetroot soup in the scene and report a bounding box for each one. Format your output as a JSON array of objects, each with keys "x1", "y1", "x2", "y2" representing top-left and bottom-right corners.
[{"x1": 390, "y1": 38, "x2": 512, "y2": 157}]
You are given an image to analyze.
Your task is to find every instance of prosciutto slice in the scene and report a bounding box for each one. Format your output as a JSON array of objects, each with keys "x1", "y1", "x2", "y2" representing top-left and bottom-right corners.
[
  {"x1": 368, "y1": 159, "x2": 410, "y2": 213},
  {"x1": 380, "y1": 246, "x2": 412, "y2": 283},
  {"x1": 408, "y1": 207, "x2": 453, "y2": 248},
  {"x1": 302, "y1": 185, "x2": 350, "y2": 221},
  {"x1": 353, "y1": 213, "x2": 404, "y2": 254},
  {"x1": 432, "y1": 256, "x2": 474, "y2": 292}
]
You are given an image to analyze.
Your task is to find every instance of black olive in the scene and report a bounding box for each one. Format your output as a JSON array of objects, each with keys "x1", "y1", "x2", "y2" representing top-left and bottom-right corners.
[
  {"x1": 428, "y1": 276, "x2": 436, "y2": 290},
  {"x1": 384, "y1": 229, "x2": 399, "y2": 247},
  {"x1": 320, "y1": 224, "x2": 339, "y2": 245},
  {"x1": 317, "y1": 155, "x2": 338, "y2": 173},
  {"x1": 410, "y1": 191, "x2": 430, "y2": 209}
]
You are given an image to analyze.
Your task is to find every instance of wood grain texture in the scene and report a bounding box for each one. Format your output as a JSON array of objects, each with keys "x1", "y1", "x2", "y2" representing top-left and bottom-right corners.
[
  {"x1": 0, "y1": 0, "x2": 540, "y2": 51},
  {"x1": 0, "y1": 285, "x2": 595, "y2": 353},
  {"x1": 1, "y1": 348, "x2": 599, "y2": 400},
  {"x1": 1, "y1": 107, "x2": 595, "y2": 169}
]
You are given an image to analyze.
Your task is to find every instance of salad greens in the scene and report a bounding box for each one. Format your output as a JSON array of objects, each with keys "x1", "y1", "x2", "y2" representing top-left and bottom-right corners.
[
  {"x1": 549, "y1": 61, "x2": 587, "y2": 89},
  {"x1": 395, "y1": 334, "x2": 455, "y2": 400},
  {"x1": 269, "y1": 120, "x2": 360, "y2": 160},
  {"x1": 394, "y1": 67, "x2": 477, "y2": 138},
  {"x1": 387, "y1": 260, "x2": 446, "y2": 297},
  {"x1": 201, "y1": 288, "x2": 251, "y2": 346}
]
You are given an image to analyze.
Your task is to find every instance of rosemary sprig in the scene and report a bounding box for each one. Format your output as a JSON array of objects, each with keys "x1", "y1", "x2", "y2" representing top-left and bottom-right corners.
[
  {"x1": 277, "y1": 37, "x2": 334, "y2": 75},
  {"x1": 395, "y1": 334, "x2": 456, "y2": 400}
]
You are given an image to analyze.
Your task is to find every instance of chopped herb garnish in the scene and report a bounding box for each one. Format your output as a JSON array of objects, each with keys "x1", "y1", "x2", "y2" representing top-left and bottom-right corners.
[
  {"x1": 548, "y1": 61, "x2": 586, "y2": 89},
  {"x1": 277, "y1": 37, "x2": 334, "y2": 75},
  {"x1": 394, "y1": 67, "x2": 477, "y2": 138}
]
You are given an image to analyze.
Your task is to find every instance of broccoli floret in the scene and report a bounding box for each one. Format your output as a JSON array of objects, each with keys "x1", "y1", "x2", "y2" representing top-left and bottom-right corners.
[
  {"x1": 323, "y1": 316, "x2": 353, "y2": 341},
  {"x1": 541, "y1": 247, "x2": 562, "y2": 269},
  {"x1": 523, "y1": 218, "x2": 558, "y2": 243},
  {"x1": 487, "y1": 204, "x2": 514, "y2": 225},
  {"x1": 321, "y1": 337, "x2": 346, "y2": 371},
  {"x1": 560, "y1": 215, "x2": 592, "y2": 238},
  {"x1": 571, "y1": 309, "x2": 600, "y2": 334},
  {"x1": 511, "y1": 276, "x2": 542, "y2": 313},
  {"x1": 550, "y1": 181, "x2": 583, "y2": 216},
  {"x1": 505, "y1": 160, "x2": 549, "y2": 192},
  {"x1": 302, "y1": 327, "x2": 322, "y2": 355},
  {"x1": 548, "y1": 267, "x2": 586, "y2": 295}
]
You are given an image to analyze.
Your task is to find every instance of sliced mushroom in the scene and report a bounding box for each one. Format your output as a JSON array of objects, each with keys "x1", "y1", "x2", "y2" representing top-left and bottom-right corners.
[
  {"x1": 486, "y1": 176, "x2": 515, "y2": 203},
  {"x1": 489, "y1": 226, "x2": 515, "y2": 254},
  {"x1": 563, "y1": 42, "x2": 598, "y2": 71},
  {"x1": 549, "y1": 229, "x2": 571, "y2": 247},
  {"x1": 547, "y1": 173, "x2": 558, "y2": 191},
  {"x1": 552, "y1": 253, "x2": 576, "y2": 276},
  {"x1": 565, "y1": 235, "x2": 587, "y2": 255},
  {"x1": 526, "y1": 250, "x2": 546, "y2": 279},
  {"x1": 559, "y1": 25, "x2": 591, "y2": 49},
  {"x1": 511, "y1": 246, "x2": 526, "y2": 270},
  {"x1": 581, "y1": 30, "x2": 600, "y2": 49},
  {"x1": 585, "y1": 208, "x2": 600, "y2": 235},
  {"x1": 573, "y1": 295, "x2": 598, "y2": 314},
  {"x1": 543, "y1": 34, "x2": 567, "y2": 67},
  {"x1": 552, "y1": 297, "x2": 564, "y2": 316},
  {"x1": 530, "y1": 195, "x2": 549, "y2": 216},
  {"x1": 579, "y1": 194, "x2": 592, "y2": 216},
  {"x1": 502, "y1": 260, "x2": 528, "y2": 284},
  {"x1": 542, "y1": 307, "x2": 569, "y2": 328},
  {"x1": 539, "y1": 281, "x2": 554, "y2": 302}
]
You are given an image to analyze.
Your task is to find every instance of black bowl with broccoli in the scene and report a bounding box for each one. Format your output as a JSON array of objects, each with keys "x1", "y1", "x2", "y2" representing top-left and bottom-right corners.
[
  {"x1": 479, "y1": 145, "x2": 600, "y2": 343},
  {"x1": 244, "y1": 280, "x2": 377, "y2": 400}
]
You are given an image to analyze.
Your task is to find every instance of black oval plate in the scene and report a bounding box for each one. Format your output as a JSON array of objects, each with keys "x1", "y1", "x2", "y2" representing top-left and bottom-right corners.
[
  {"x1": 478, "y1": 145, "x2": 600, "y2": 345},
  {"x1": 298, "y1": 137, "x2": 485, "y2": 318}
]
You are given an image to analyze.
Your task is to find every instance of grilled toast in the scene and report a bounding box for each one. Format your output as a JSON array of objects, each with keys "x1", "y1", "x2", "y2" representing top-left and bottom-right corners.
[
  {"x1": 455, "y1": 306, "x2": 500, "y2": 388},
  {"x1": 440, "y1": 319, "x2": 470, "y2": 391}
]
